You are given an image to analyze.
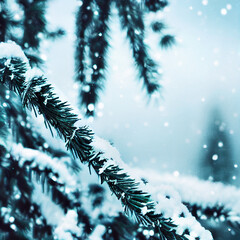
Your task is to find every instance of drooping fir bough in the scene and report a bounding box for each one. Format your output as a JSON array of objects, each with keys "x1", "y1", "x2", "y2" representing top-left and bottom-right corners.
[{"x1": 75, "y1": 0, "x2": 175, "y2": 116}]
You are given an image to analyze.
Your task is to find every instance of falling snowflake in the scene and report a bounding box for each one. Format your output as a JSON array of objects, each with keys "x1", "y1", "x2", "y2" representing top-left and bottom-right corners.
[{"x1": 220, "y1": 8, "x2": 227, "y2": 15}]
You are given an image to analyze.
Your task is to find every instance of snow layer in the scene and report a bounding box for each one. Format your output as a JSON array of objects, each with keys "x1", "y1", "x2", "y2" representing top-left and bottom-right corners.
[
  {"x1": 11, "y1": 143, "x2": 78, "y2": 189},
  {"x1": 33, "y1": 184, "x2": 82, "y2": 240},
  {"x1": 136, "y1": 169, "x2": 240, "y2": 224},
  {"x1": 91, "y1": 136, "x2": 213, "y2": 240},
  {"x1": 0, "y1": 41, "x2": 29, "y2": 63}
]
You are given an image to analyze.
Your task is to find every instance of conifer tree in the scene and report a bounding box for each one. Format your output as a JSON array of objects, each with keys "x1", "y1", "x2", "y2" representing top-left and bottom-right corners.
[
  {"x1": 200, "y1": 108, "x2": 236, "y2": 184},
  {"x1": 1, "y1": 1, "x2": 240, "y2": 240}
]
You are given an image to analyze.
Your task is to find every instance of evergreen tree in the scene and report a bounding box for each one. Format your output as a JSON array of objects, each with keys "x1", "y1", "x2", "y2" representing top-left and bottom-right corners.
[
  {"x1": 1, "y1": 1, "x2": 240, "y2": 240},
  {"x1": 200, "y1": 108, "x2": 236, "y2": 184}
]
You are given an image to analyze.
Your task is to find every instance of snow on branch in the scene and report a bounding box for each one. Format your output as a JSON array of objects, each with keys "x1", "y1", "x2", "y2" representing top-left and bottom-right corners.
[
  {"x1": 92, "y1": 137, "x2": 212, "y2": 239},
  {"x1": 33, "y1": 183, "x2": 82, "y2": 240},
  {"x1": 135, "y1": 169, "x2": 240, "y2": 230},
  {"x1": 11, "y1": 143, "x2": 78, "y2": 189},
  {"x1": 0, "y1": 41, "x2": 212, "y2": 240},
  {"x1": 0, "y1": 41, "x2": 29, "y2": 64}
]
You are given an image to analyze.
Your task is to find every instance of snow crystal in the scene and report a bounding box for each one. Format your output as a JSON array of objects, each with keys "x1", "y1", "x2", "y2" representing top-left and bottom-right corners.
[
  {"x1": 97, "y1": 111, "x2": 103, "y2": 117},
  {"x1": 10, "y1": 224, "x2": 16, "y2": 231},
  {"x1": 221, "y1": 8, "x2": 227, "y2": 15},
  {"x1": 149, "y1": 229, "x2": 154, "y2": 236},
  {"x1": 226, "y1": 4, "x2": 232, "y2": 10},
  {"x1": 143, "y1": 229, "x2": 149, "y2": 236},
  {"x1": 164, "y1": 122, "x2": 169, "y2": 127},
  {"x1": 87, "y1": 103, "x2": 95, "y2": 112},
  {"x1": 98, "y1": 102, "x2": 104, "y2": 109},
  {"x1": 14, "y1": 194, "x2": 20, "y2": 199},
  {"x1": 9, "y1": 216, "x2": 15, "y2": 223},
  {"x1": 213, "y1": 60, "x2": 219, "y2": 66},
  {"x1": 173, "y1": 171, "x2": 180, "y2": 177}
]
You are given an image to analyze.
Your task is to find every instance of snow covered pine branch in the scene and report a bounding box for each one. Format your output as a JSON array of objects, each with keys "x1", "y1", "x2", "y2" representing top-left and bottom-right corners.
[
  {"x1": 136, "y1": 170, "x2": 240, "y2": 232},
  {"x1": 0, "y1": 41, "x2": 213, "y2": 239}
]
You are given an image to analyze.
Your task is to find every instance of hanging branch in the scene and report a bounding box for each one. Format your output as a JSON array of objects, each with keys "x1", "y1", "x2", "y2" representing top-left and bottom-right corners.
[
  {"x1": 0, "y1": 42, "x2": 213, "y2": 240},
  {"x1": 116, "y1": 0, "x2": 160, "y2": 95},
  {"x1": 75, "y1": 0, "x2": 169, "y2": 116},
  {"x1": 16, "y1": 0, "x2": 47, "y2": 66},
  {"x1": 75, "y1": 0, "x2": 94, "y2": 85},
  {"x1": 16, "y1": 0, "x2": 65, "y2": 67},
  {"x1": 79, "y1": 0, "x2": 111, "y2": 116},
  {"x1": 0, "y1": 0, "x2": 21, "y2": 43},
  {"x1": 75, "y1": 0, "x2": 176, "y2": 116}
]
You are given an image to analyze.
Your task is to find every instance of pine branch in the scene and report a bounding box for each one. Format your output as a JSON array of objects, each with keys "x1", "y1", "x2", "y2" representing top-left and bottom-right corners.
[
  {"x1": 0, "y1": 43, "x2": 212, "y2": 240},
  {"x1": 0, "y1": 1, "x2": 21, "y2": 43},
  {"x1": 0, "y1": 87, "x2": 68, "y2": 157},
  {"x1": 17, "y1": 0, "x2": 47, "y2": 50},
  {"x1": 75, "y1": 0, "x2": 169, "y2": 116},
  {"x1": 12, "y1": 144, "x2": 80, "y2": 210},
  {"x1": 116, "y1": 0, "x2": 161, "y2": 95},
  {"x1": 183, "y1": 202, "x2": 240, "y2": 233},
  {"x1": 0, "y1": 144, "x2": 53, "y2": 239},
  {"x1": 77, "y1": 0, "x2": 111, "y2": 116},
  {"x1": 16, "y1": 0, "x2": 65, "y2": 67},
  {"x1": 137, "y1": 169, "x2": 240, "y2": 233},
  {"x1": 75, "y1": 0, "x2": 94, "y2": 84}
]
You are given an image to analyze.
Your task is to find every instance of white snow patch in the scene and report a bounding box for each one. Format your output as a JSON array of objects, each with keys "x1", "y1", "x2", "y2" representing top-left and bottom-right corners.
[{"x1": 0, "y1": 41, "x2": 29, "y2": 64}]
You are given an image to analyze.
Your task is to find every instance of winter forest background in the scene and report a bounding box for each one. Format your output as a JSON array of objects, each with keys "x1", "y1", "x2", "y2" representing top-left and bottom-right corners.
[{"x1": 1, "y1": 0, "x2": 240, "y2": 239}]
